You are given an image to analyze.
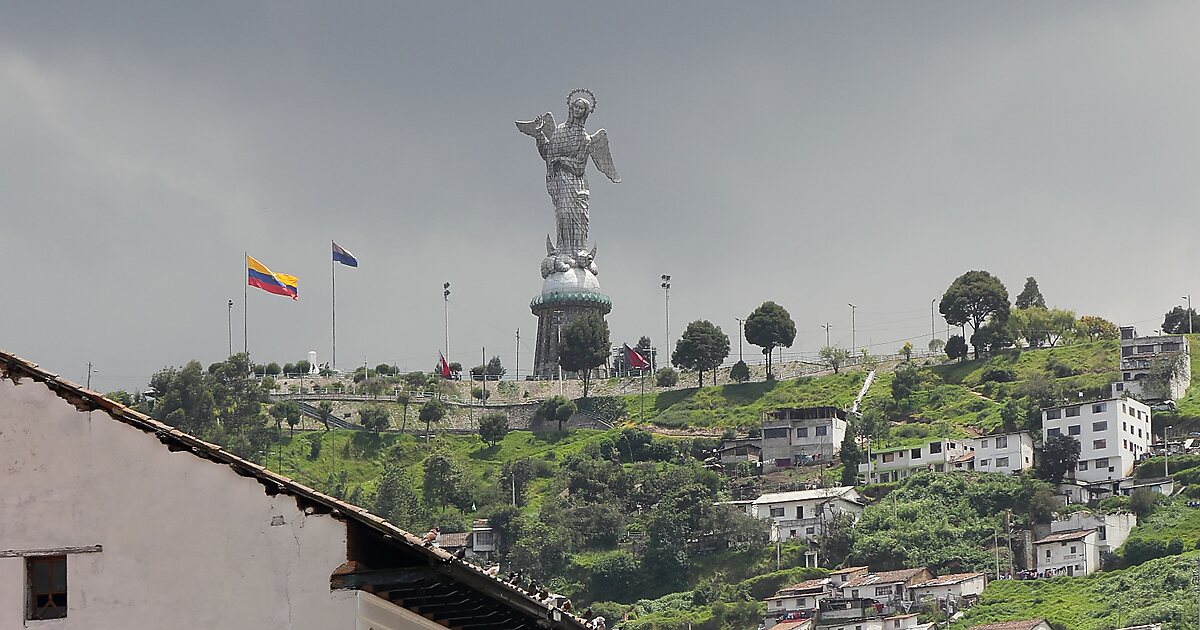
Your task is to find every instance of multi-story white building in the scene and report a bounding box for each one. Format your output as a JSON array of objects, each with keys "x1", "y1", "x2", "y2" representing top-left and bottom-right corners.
[
  {"x1": 1042, "y1": 397, "x2": 1151, "y2": 483},
  {"x1": 857, "y1": 439, "x2": 974, "y2": 484},
  {"x1": 765, "y1": 578, "x2": 830, "y2": 624},
  {"x1": 752, "y1": 487, "x2": 867, "y2": 542},
  {"x1": 762, "y1": 407, "x2": 848, "y2": 472},
  {"x1": 1032, "y1": 529, "x2": 1100, "y2": 576},
  {"x1": 972, "y1": 432, "x2": 1034, "y2": 474},
  {"x1": 1117, "y1": 326, "x2": 1191, "y2": 401},
  {"x1": 1035, "y1": 510, "x2": 1136, "y2": 557}
]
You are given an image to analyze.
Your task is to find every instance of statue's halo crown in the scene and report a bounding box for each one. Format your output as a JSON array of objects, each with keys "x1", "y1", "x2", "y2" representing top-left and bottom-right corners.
[{"x1": 567, "y1": 88, "x2": 597, "y2": 113}]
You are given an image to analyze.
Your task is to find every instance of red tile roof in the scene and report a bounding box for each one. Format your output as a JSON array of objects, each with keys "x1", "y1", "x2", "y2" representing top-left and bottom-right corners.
[{"x1": 1033, "y1": 529, "x2": 1095, "y2": 545}]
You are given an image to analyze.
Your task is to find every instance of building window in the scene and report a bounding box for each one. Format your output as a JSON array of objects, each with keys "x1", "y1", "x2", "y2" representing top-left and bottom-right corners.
[
  {"x1": 1092, "y1": 403, "x2": 1107, "y2": 413},
  {"x1": 815, "y1": 426, "x2": 828, "y2": 437},
  {"x1": 929, "y1": 442, "x2": 943, "y2": 453},
  {"x1": 1047, "y1": 409, "x2": 1062, "y2": 420},
  {"x1": 1066, "y1": 406, "x2": 1081, "y2": 417},
  {"x1": 796, "y1": 506, "x2": 805, "y2": 519},
  {"x1": 980, "y1": 439, "x2": 989, "y2": 449},
  {"x1": 1070, "y1": 545, "x2": 1077, "y2": 553},
  {"x1": 980, "y1": 459, "x2": 990, "y2": 467},
  {"x1": 1095, "y1": 458, "x2": 1109, "y2": 468},
  {"x1": 1162, "y1": 342, "x2": 1181, "y2": 351},
  {"x1": 1116, "y1": 383, "x2": 1124, "y2": 391},
  {"x1": 770, "y1": 507, "x2": 785, "y2": 517},
  {"x1": 1068, "y1": 425, "x2": 1081, "y2": 435},
  {"x1": 883, "y1": 452, "x2": 895, "y2": 463},
  {"x1": 1137, "y1": 345, "x2": 1156, "y2": 354},
  {"x1": 764, "y1": 427, "x2": 789, "y2": 439},
  {"x1": 996, "y1": 457, "x2": 1009, "y2": 468},
  {"x1": 1093, "y1": 439, "x2": 1106, "y2": 450},
  {"x1": 1078, "y1": 461, "x2": 1089, "y2": 471},
  {"x1": 996, "y1": 436, "x2": 1009, "y2": 449},
  {"x1": 1093, "y1": 421, "x2": 1108, "y2": 432},
  {"x1": 1045, "y1": 549, "x2": 1051, "y2": 558},
  {"x1": 911, "y1": 448, "x2": 922, "y2": 459},
  {"x1": 874, "y1": 586, "x2": 892, "y2": 596},
  {"x1": 474, "y1": 531, "x2": 494, "y2": 546},
  {"x1": 1122, "y1": 346, "x2": 1135, "y2": 357},
  {"x1": 26, "y1": 555, "x2": 67, "y2": 620},
  {"x1": 789, "y1": 530, "x2": 797, "y2": 538},
  {"x1": 806, "y1": 527, "x2": 815, "y2": 535},
  {"x1": 1048, "y1": 428, "x2": 1061, "y2": 437}
]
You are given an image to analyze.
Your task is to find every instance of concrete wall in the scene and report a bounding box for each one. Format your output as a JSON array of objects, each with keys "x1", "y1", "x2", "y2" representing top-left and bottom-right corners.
[{"x1": 0, "y1": 377, "x2": 422, "y2": 630}]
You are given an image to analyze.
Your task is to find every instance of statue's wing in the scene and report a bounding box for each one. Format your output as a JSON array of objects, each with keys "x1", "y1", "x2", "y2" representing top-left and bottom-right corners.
[
  {"x1": 588, "y1": 129, "x2": 621, "y2": 183},
  {"x1": 516, "y1": 112, "x2": 556, "y2": 141}
]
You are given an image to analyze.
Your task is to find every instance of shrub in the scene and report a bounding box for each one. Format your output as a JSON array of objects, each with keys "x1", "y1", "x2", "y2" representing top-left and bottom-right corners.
[
  {"x1": 308, "y1": 437, "x2": 322, "y2": 460},
  {"x1": 1123, "y1": 538, "x2": 1167, "y2": 566},
  {"x1": 894, "y1": 424, "x2": 932, "y2": 440},
  {"x1": 1166, "y1": 539, "x2": 1184, "y2": 556},
  {"x1": 655, "y1": 367, "x2": 679, "y2": 387},
  {"x1": 980, "y1": 367, "x2": 1017, "y2": 383}
]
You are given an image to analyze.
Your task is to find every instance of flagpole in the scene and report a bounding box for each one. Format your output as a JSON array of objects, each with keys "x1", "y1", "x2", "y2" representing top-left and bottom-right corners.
[
  {"x1": 243, "y1": 251, "x2": 248, "y2": 358},
  {"x1": 332, "y1": 246, "x2": 337, "y2": 371}
]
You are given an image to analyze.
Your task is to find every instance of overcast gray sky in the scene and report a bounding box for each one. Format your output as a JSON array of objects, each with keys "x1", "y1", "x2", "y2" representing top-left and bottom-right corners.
[{"x1": 3, "y1": 2, "x2": 1198, "y2": 391}]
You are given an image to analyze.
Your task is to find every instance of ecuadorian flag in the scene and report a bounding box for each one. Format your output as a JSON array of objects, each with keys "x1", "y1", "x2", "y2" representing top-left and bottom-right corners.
[{"x1": 247, "y1": 255, "x2": 298, "y2": 300}]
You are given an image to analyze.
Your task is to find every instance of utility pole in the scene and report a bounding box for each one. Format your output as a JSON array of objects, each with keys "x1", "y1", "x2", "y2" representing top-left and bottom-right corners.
[
  {"x1": 1184, "y1": 295, "x2": 1194, "y2": 335},
  {"x1": 443, "y1": 282, "x2": 451, "y2": 361},
  {"x1": 848, "y1": 303, "x2": 857, "y2": 352},
  {"x1": 822, "y1": 323, "x2": 832, "y2": 348},
  {"x1": 481, "y1": 347, "x2": 487, "y2": 408},
  {"x1": 661, "y1": 275, "x2": 671, "y2": 357},
  {"x1": 515, "y1": 329, "x2": 520, "y2": 383},
  {"x1": 86, "y1": 362, "x2": 97, "y2": 390},
  {"x1": 931, "y1": 298, "x2": 937, "y2": 345},
  {"x1": 734, "y1": 317, "x2": 744, "y2": 363}
]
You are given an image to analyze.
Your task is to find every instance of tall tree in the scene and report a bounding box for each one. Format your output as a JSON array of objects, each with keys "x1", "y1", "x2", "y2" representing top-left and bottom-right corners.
[
  {"x1": 945, "y1": 335, "x2": 968, "y2": 361},
  {"x1": 939, "y1": 270, "x2": 1010, "y2": 359},
  {"x1": 1014, "y1": 276, "x2": 1046, "y2": 309},
  {"x1": 479, "y1": 413, "x2": 509, "y2": 447},
  {"x1": 359, "y1": 404, "x2": 391, "y2": 433},
  {"x1": 317, "y1": 400, "x2": 334, "y2": 432},
  {"x1": 1037, "y1": 434, "x2": 1081, "y2": 484},
  {"x1": 1076, "y1": 315, "x2": 1120, "y2": 341},
  {"x1": 744, "y1": 301, "x2": 796, "y2": 379},
  {"x1": 838, "y1": 428, "x2": 862, "y2": 486},
  {"x1": 395, "y1": 393, "x2": 411, "y2": 432},
  {"x1": 558, "y1": 312, "x2": 611, "y2": 398},
  {"x1": 729, "y1": 360, "x2": 751, "y2": 383},
  {"x1": 418, "y1": 400, "x2": 446, "y2": 444},
  {"x1": 819, "y1": 346, "x2": 849, "y2": 374},
  {"x1": 671, "y1": 320, "x2": 730, "y2": 386},
  {"x1": 1162, "y1": 306, "x2": 1199, "y2": 334}
]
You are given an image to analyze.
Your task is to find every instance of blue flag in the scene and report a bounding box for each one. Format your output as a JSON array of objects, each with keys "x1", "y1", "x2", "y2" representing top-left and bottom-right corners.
[{"x1": 332, "y1": 241, "x2": 358, "y2": 267}]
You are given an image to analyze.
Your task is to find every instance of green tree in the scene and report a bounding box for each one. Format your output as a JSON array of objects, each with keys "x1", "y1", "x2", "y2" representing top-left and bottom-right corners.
[
  {"x1": 671, "y1": 320, "x2": 730, "y2": 387},
  {"x1": 945, "y1": 335, "x2": 968, "y2": 361},
  {"x1": 265, "y1": 362, "x2": 282, "y2": 376},
  {"x1": 282, "y1": 362, "x2": 296, "y2": 376},
  {"x1": 422, "y1": 450, "x2": 471, "y2": 510},
  {"x1": 971, "y1": 318, "x2": 1016, "y2": 356},
  {"x1": 317, "y1": 400, "x2": 334, "y2": 431},
  {"x1": 374, "y1": 463, "x2": 426, "y2": 527},
  {"x1": 395, "y1": 393, "x2": 411, "y2": 432},
  {"x1": 418, "y1": 400, "x2": 446, "y2": 443},
  {"x1": 359, "y1": 404, "x2": 391, "y2": 433},
  {"x1": 891, "y1": 365, "x2": 922, "y2": 401},
  {"x1": 899, "y1": 341, "x2": 913, "y2": 362},
  {"x1": 478, "y1": 413, "x2": 509, "y2": 447},
  {"x1": 1000, "y1": 398, "x2": 1024, "y2": 432},
  {"x1": 839, "y1": 428, "x2": 862, "y2": 486},
  {"x1": 939, "y1": 270, "x2": 1010, "y2": 359},
  {"x1": 655, "y1": 367, "x2": 678, "y2": 387},
  {"x1": 1015, "y1": 276, "x2": 1046, "y2": 309},
  {"x1": 1076, "y1": 315, "x2": 1120, "y2": 341},
  {"x1": 729, "y1": 360, "x2": 750, "y2": 383},
  {"x1": 1010, "y1": 307, "x2": 1050, "y2": 348},
  {"x1": 538, "y1": 395, "x2": 577, "y2": 431},
  {"x1": 1038, "y1": 434, "x2": 1081, "y2": 484},
  {"x1": 744, "y1": 301, "x2": 796, "y2": 379},
  {"x1": 558, "y1": 312, "x2": 610, "y2": 398},
  {"x1": 928, "y1": 338, "x2": 945, "y2": 354},
  {"x1": 1162, "y1": 305, "x2": 1199, "y2": 334},
  {"x1": 819, "y1": 346, "x2": 849, "y2": 374}
]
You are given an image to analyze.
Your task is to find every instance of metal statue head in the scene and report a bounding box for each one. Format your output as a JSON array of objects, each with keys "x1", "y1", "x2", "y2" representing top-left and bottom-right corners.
[{"x1": 567, "y1": 88, "x2": 595, "y2": 124}]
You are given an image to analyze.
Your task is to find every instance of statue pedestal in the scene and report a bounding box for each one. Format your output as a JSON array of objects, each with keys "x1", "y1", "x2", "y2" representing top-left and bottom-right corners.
[{"x1": 530, "y1": 269, "x2": 612, "y2": 379}]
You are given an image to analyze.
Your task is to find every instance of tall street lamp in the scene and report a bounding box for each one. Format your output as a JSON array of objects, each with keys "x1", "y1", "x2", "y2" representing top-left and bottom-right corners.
[
  {"x1": 227, "y1": 299, "x2": 234, "y2": 358},
  {"x1": 848, "y1": 303, "x2": 857, "y2": 352},
  {"x1": 443, "y1": 282, "x2": 451, "y2": 360},
  {"x1": 661, "y1": 275, "x2": 671, "y2": 357},
  {"x1": 1183, "y1": 295, "x2": 1193, "y2": 334},
  {"x1": 822, "y1": 323, "x2": 832, "y2": 349},
  {"x1": 734, "y1": 316, "x2": 744, "y2": 363}
]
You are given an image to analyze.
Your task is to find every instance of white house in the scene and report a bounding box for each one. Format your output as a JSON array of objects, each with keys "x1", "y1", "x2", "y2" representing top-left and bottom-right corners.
[
  {"x1": 1119, "y1": 477, "x2": 1175, "y2": 497},
  {"x1": 972, "y1": 432, "x2": 1035, "y2": 474},
  {"x1": 1042, "y1": 398, "x2": 1151, "y2": 483},
  {"x1": 1036, "y1": 510, "x2": 1136, "y2": 556},
  {"x1": 752, "y1": 487, "x2": 867, "y2": 542},
  {"x1": 909, "y1": 572, "x2": 987, "y2": 604},
  {"x1": 0, "y1": 350, "x2": 586, "y2": 630},
  {"x1": 762, "y1": 406, "x2": 849, "y2": 471},
  {"x1": 765, "y1": 578, "x2": 830, "y2": 624},
  {"x1": 858, "y1": 439, "x2": 975, "y2": 484},
  {"x1": 838, "y1": 567, "x2": 934, "y2": 602},
  {"x1": 1032, "y1": 529, "x2": 1100, "y2": 576},
  {"x1": 1117, "y1": 326, "x2": 1191, "y2": 401}
]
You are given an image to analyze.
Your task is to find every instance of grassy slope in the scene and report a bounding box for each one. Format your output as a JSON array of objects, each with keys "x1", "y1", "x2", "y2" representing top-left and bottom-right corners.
[
  {"x1": 1122, "y1": 499, "x2": 1200, "y2": 548},
  {"x1": 953, "y1": 551, "x2": 1200, "y2": 630}
]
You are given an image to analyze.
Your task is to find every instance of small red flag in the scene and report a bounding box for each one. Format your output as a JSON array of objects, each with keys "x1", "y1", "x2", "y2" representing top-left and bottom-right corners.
[
  {"x1": 439, "y1": 353, "x2": 452, "y2": 378},
  {"x1": 624, "y1": 344, "x2": 650, "y2": 369}
]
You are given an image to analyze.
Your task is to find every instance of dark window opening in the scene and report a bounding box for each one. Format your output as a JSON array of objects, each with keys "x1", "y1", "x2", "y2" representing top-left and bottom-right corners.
[{"x1": 27, "y1": 555, "x2": 67, "y2": 620}]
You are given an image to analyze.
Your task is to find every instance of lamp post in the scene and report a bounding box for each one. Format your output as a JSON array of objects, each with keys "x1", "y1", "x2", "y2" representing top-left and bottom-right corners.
[
  {"x1": 734, "y1": 317, "x2": 744, "y2": 363},
  {"x1": 227, "y1": 299, "x2": 234, "y2": 358},
  {"x1": 85, "y1": 362, "x2": 98, "y2": 391},
  {"x1": 931, "y1": 298, "x2": 937, "y2": 345},
  {"x1": 848, "y1": 303, "x2": 857, "y2": 352},
  {"x1": 822, "y1": 323, "x2": 832, "y2": 349},
  {"x1": 443, "y1": 282, "x2": 451, "y2": 361},
  {"x1": 661, "y1": 275, "x2": 671, "y2": 357},
  {"x1": 1184, "y1": 295, "x2": 1193, "y2": 334}
]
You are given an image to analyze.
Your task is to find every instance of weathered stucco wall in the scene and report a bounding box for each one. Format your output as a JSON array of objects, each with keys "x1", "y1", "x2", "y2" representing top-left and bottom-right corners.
[{"x1": 0, "y1": 377, "x2": 414, "y2": 629}]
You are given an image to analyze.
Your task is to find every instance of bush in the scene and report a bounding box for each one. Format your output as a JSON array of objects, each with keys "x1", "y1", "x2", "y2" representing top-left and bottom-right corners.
[
  {"x1": 1166, "y1": 539, "x2": 1184, "y2": 556},
  {"x1": 1123, "y1": 538, "x2": 1168, "y2": 566},
  {"x1": 655, "y1": 367, "x2": 679, "y2": 387},
  {"x1": 308, "y1": 437, "x2": 322, "y2": 460},
  {"x1": 894, "y1": 424, "x2": 932, "y2": 440},
  {"x1": 980, "y1": 367, "x2": 1017, "y2": 383}
]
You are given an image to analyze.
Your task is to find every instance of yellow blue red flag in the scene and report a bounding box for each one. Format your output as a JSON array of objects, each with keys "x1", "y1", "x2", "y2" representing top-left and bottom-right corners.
[{"x1": 247, "y1": 255, "x2": 298, "y2": 300}]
